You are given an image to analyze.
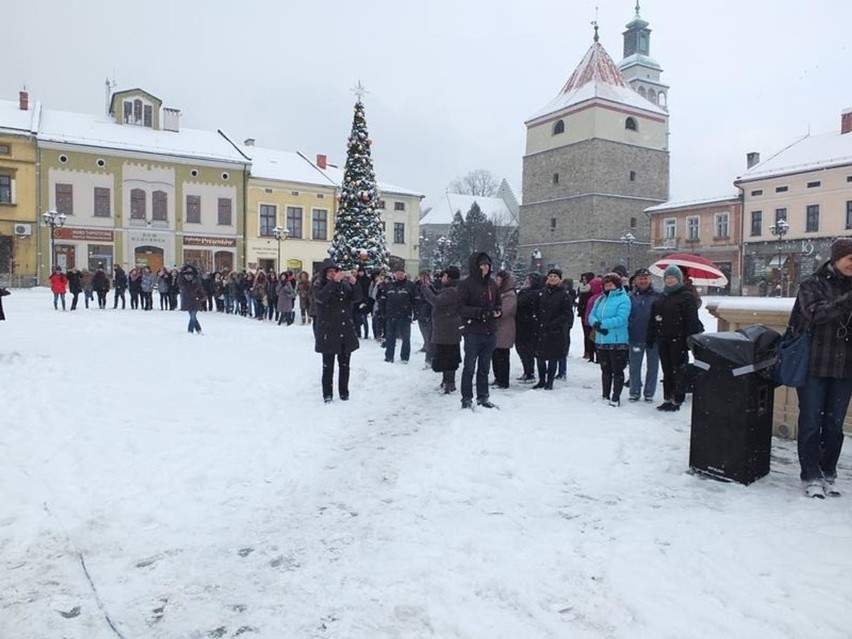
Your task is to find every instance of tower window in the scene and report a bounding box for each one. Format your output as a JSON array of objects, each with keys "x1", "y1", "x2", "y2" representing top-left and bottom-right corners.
[
  {"x1": 629, "y1": 170, "x2": 637, "y2": 182},
  {"x1": 552, "y1": 173, "x2": 559, "y2": 185},
  {"x1": 630, "y1": 217, "x2": 637, "y2": 228},
  {"x1": 648, "y1": 90, "x2": 657, "y2": 105},
  {"x1": 552, "y1": 119, "x2": 565, "y2": 135},
  {"x1": 625, "y1": 117, "x2": 638, "y2": 131},
  {"x1": 550, "y1": 217, "x2": 557, "y2": 230},
  {"x1": 638, "y1": 86, "x2": 647, "y2": 98}
]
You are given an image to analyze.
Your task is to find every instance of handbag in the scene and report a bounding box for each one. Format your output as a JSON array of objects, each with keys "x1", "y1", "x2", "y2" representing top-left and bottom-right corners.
[{"x1": 773, "y1": 299, "x2": 811, "y2": 388}]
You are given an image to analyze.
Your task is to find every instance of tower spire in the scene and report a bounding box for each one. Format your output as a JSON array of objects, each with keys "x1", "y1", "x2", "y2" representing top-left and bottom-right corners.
[
  {"x1": 592, "y1": 6, "x2": 599, "y2": 42},
  {"x1": 635, "y1": 1, "x2": 641, "y2": 19}
]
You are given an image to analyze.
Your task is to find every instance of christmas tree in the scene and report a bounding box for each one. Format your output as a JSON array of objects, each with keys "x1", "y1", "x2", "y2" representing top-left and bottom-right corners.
[{"x1": 327, "y1": 87, "x2": 389, "y2": 272}]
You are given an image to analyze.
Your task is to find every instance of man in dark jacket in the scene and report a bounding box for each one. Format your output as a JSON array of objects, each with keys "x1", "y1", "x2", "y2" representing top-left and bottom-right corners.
[
  {"x1": 178, "y1": 264, "x2": 207, "y2": 334},
  {"x1": 313, "y1": 258, "x2": 362, "y2": 403},
  {"x1": 627, "y1": 267, "x2": 661, "y2": 402},
  {"x1": 515, "y1": 272, "x2": 543, "y2": 382},
  {"x1": 379, "y1": 267, "x2": 416, "y2": 363},
  {"x1": 457, "y1": 252, "x2": 502, "y2": 409},
  {"x1": 113, "y1": 265, "x2": 128, "y2": 309},
  {"x1": 67, "y1": 267, "x2": 82, "y2": 310},
  {"x1": 92, "y1": 264, "x2": 110, "y2": 309},
  {"x1": 352, "y1": 266, "x2": 372, "y2": 338},
  {"x1": 533, "y1": 268, "x2": 573, "y2": 390}
]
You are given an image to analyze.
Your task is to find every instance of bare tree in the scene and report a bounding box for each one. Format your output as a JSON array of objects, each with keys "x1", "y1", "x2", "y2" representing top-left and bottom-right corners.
[
  {"x1": 488, "y1": 209, "x2": 519, "y2": 270},
  {"x1": 448, "y1": 169, "x2": 499, "y2": 197}
]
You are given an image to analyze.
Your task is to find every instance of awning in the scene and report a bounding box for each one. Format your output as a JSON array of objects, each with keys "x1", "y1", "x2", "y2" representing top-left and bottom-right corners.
[{"x1": 767, "y1": 256, "x2": 786, "y2": 268}]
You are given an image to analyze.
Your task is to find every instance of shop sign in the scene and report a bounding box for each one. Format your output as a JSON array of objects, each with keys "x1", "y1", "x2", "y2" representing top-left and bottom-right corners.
[
  {"x1": 183, "y1": 235, "x2": 236, "y2": 248},
  {"x1": 54, "y1": 227, "x2": 114, "y2": 242},
  {"x1": 128, "y1": 231, "x2": 170, "y2": 246}
]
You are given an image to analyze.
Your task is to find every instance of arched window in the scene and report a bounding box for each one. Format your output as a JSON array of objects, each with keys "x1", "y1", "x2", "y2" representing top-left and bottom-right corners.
[
  {"x1": 625, "y1": 117, "x2": 638, "y2": 132},
  {"x1": 552, "y1": 119, "x2": 565, "y2": 135},
  {"x1": 658, "y1": 92, "x2": 667, "y2": 108},
  {"x1": 638, "y1": 86, "x2": 647, "y2": 98},
  {"x1": 648, "y1": 89, "x2": 657, "y2": 104}
]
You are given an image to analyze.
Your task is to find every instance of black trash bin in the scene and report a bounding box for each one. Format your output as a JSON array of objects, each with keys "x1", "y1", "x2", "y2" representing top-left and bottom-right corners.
[{"x1": 687, "y1": 324, "x2": 781, "y2": 485}]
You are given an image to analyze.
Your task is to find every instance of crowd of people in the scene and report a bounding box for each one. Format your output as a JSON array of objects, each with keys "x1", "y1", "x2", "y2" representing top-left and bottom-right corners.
[{"x1": 29, "y1": 238, "x2": 852, "y2": 499}]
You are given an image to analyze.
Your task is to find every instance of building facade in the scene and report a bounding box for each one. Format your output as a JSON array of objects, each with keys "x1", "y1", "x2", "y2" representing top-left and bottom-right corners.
[
  {"x1": 35, "y1": 88, "x2": 249, "y2": 282},
  {"x1": 0, "y1": 92, "x2": 40, "y2": 285},
  {"x1": 646, "y1": 194, "x2": 742, "y2": 293},
  {"x1": 519, "y1": 13, "x2": 669, "y2": 278},
  {"x1": 735, "y1": 110, "x2": 852, "y2": 296}
]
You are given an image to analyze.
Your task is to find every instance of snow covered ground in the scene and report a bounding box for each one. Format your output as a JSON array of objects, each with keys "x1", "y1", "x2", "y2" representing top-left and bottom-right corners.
[{"x1": 1, "y1": 288, "x2": 850, "y2": 639}]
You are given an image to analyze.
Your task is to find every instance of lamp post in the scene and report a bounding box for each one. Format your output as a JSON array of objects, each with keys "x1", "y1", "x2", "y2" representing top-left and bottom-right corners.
[
  {"x1": 42, "y1": 209, "x2": 67, "y2": 277},
  {"x1": 620, "y1": 232, "x2": 636, "y2": 272},
  {"x1": 768, "y1": 219, "x2": 789, "y2": 296},
  {"x1": 272, "y1": 225, "x2": 289, "y2": 272}
]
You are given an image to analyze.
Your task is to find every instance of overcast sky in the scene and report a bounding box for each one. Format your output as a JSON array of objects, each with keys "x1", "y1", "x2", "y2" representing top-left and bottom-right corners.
[{"x1": 5, "y1": 0, "x2": 850, "y2": 210}]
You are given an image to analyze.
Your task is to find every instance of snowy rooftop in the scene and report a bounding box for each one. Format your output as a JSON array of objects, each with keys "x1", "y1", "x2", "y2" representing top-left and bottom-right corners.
[
  {"x1": 0, "y1": 98, "x2": 39, "y2": 134},
  {"x1": 37, "y1": 107, "x2": 250, "y2": 165},
  {"x1": 617, "y1": 52, "x2": 663, "y2": 72},
  {"x1": 420, "y1": 192, "x2": 518, "y2": 226},
  {"x1": 737, "y1": 130, "x2": 852, "y2": 182},
  {"x1": 318, "y1": 164, "x2": 423, "y2": 198},
  {"x1": 527, "y1": 41, "x2": 666, "y2": 125},
  {"x1": 241, "y1": 146, "x2": 336, "y2": 187},
  {"x1": 646, "y1": 193, "x2": 741, "y2": 213}
]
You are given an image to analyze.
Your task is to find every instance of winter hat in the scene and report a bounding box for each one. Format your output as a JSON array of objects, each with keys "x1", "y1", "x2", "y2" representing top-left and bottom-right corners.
[
  {"x1": 663, "y1": 264, "x2": 683, "y2": 284},
  {"x1": 547, "y1": 267, "x2": 563, "y2": 279},
  {"x1": 601, "y1": 272, "x2": 622, "y2": 288},
  {"x1": 527, "y1": 272, "x2": 544, "y2": 289},
  {"x1": 318, "y1": 258, "x2": 340, "y2": 278},
  {"x1": 444, "y1": 266, "x2": 461, "y2": 280},
  {"x1": 476, "y1": 253, "x2": 492, "y2": 267},
  {"x1": 633, "y1": 267, "x2": 652, "y2": 278},
  {"x1": 612, "y1": 264, "x2": 629, "y2": 278},
  {"x1": 831, "y1": 237, "x2": 852, "y2": 263}
]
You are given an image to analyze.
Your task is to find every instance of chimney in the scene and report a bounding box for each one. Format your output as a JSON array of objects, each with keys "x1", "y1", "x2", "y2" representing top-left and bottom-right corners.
[
  {"x1": 746, "y1": 151, "x2": 761, "y2": 169},
  {"x1": 244, "y1": 138, "x2": 255, "y2": 147},
  {"x1": 316, "y1": 154, "x2": 327, "y2": 169},
  {"x1": 19, "y1": 90, "x2": 28, "y2": 111},
  {"x1": 842, "y1": 108, "x2": 852, "y2": 135},
  {"x1": 163, "y1": 107, "x2": 181, "y2": 132}
]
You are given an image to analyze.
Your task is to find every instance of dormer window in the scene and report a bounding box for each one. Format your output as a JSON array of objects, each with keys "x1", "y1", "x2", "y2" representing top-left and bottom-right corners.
[
  {"x1": 552, "y1": 119, "x2": 565, "y2": 135},
  {"x1": 625, "y1": 117, "x2": 638, "y2": 132},
  {"x1": 123, "y1": 98, "x2": 154, "y2": 128}
]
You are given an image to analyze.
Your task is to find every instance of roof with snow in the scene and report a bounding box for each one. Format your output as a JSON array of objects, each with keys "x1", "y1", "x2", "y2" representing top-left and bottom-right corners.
[
  {"x1": 0, "y1": 98, "x2": 40, "y2": 134},
  {"x1": 37, "y1": 107, "x2": 249, "y2": 165},
  {"x1": 242, "y1": 146, "x2": 336, "y2": 187},
  {"x1": 526, "y1": 40, "x2": 666, "y2": 125},
  {"x1": 420, "y1": 192, "x2": 518, "y2": 226},
  {"x1": 318, "y1": 164, "x2": 423, "y2": 198},
  {"x1": 645, "y1": 193, "x2": 741, "y2": 213},
  {"x1": 736, "y1": 130, "x2": 852, "y2": 183}
]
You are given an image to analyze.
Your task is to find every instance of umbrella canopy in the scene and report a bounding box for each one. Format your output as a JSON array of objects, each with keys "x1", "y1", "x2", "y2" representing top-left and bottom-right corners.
[{"x1": 650, "y1": 253, "x2": 729, "y2": 287}]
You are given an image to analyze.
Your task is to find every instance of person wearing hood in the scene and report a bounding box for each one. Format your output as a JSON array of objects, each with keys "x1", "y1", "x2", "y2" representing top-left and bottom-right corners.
[
  {"x1": 312, "y1": 258, "x2": 363, "y2": 403},
  {"x1": 491, "y1": 270, "x2": 518, "y2": 389},
  {"x1": 515, "y1": 272, "x2": 544, "y2": 382},
  {"x1": 588, "y1": 272, "x2": 631, "y2": 406},
  {"x1": 113, "y1": 264, "x2": 128, "y2": 309},
  {"x1": 646, "y1": 264, "x2": 704, "y2": 412},
  {"x1": 49, "y1": 267, "x2": 67, "y2": 311},
  {"x1": 533, "y1": 268, "x2": 574, "y2": 390},
  {"x1": 178, "y1": 264, "x2": 207, "y2": 334},
  {"x1": 456, "y1": 252, "x2": 502, "y2": 409},
  {"x1": 791, "y1": 237, "x2": 852, "y2": 498},
  {"x1": 420, "y1": 266, "x2": 462, "y2": 393}
]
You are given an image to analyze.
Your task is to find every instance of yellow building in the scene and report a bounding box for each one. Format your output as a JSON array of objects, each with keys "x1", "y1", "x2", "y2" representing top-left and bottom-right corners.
[{"x1": 0, "y1": 91, "x2": 40, "y2": 285}]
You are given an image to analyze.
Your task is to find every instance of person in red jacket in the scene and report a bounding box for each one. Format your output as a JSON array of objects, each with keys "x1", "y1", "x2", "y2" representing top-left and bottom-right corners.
[{"x1": 49, "y1": 267, "x2": 68, "y2": 311}]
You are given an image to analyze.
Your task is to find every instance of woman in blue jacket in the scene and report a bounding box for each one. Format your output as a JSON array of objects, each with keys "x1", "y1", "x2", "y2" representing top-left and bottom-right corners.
[{"x1": 589, "y1": 272, "x2": 631, "y2": 406}]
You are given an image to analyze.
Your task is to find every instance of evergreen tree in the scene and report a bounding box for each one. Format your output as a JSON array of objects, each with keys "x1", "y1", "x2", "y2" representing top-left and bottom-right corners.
[
  {"x1": 327, "y1": 97, "x2": 388, "y2": 272},
  {"x1": 466, "y1": 202, "x2": 496, "y2": 257},
  {"x1": 446, "y1": 211, "x2": 469, "y2": 267}
]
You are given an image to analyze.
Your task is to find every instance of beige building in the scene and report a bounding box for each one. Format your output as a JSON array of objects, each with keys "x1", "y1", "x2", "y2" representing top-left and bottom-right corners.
[
  {"x1": 646, "y1": 194, "x2": 742, "y2": 293},
  {"x1": 0, "y1": 92, "x2": 40, "y2": 285},
  {"x1": 735, "y1": 109, "x2": 852, "y2": 296}
]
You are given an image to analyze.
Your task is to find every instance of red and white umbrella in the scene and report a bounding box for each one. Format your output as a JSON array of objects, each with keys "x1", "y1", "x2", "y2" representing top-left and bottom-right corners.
[{"x1": 649, "y1": 253, "x2": 729, "y2": 287}]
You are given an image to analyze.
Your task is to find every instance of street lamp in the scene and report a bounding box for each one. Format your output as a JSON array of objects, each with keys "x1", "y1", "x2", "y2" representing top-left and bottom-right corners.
[
  {"x1": 620, "y1": 232, "x2": 636, "y2": 272},
  {"x1": 42, "y1": 209, "x2": 67, "y2": 275},
  {"x1": 272, "y1": 225, "x2": 289, "y2": 272},
  {"x1": 769, "y1": 219, "x2": 789, "y2": 296}
]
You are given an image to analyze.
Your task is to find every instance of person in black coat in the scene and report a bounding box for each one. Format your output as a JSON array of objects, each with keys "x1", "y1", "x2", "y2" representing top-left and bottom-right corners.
[
  {"x1": 67, "y1": 267, "x2": 82, "y2": 310},
  {"x1": 456, "y1": 251, "x2": 502, "y2": 409},
  {"x1": 515, "y1": 272, "x2": 543, "y2": 382},
  {"x1": 178, "y1": 264, "x2": 207, "y2": 334},
  {"x1": 0, "y1": 286, "x2": 9, "y2": 321},
  {"x1": 113, "y1": 265, "x2": 128, "y2": 309},
  {"x1": 533, "y1": 268, "x2": 574, "y2": 390},
  {"x1": 421, "y1": 266, "x2": 462, "y2": 393},
  {"x1": 92, "y1": 264, "x2": 110, "y2": 309},
  {"x1": 647, "y1": 264, "x2": 704, "y2": 411},
  {"x1": 577, "y1": 271, "x2": 596, "y2": 359},
  {"x1": 313, "y1": 259, "x2": 363, "y2": 403},
  {"x1": 379, "y1": 267, "x2": 416, "y2": 363}
]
